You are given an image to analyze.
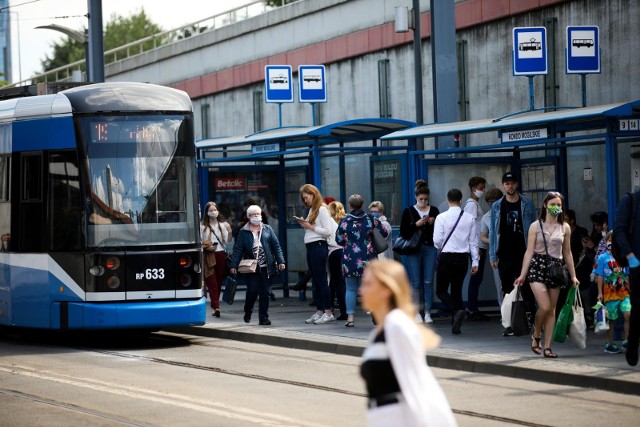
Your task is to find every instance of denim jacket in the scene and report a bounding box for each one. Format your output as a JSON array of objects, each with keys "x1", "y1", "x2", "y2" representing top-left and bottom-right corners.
[
  {"x1": 231, "y1": 223, "x2": 285, "y2": 277},
  {"x1": 489, "y1": 193, "x2": 537, "y2": 263}
]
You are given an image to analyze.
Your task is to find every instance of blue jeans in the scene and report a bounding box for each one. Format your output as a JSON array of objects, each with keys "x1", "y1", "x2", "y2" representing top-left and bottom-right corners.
[
  {"x1": 467, "y1": 248, "x2": 486, "y2": 312},
  {"x1": 406, "y1": 244, "x2": 437, "y2": 313},
  {"x1": 345, "y1": 276, "x2": 361, "y2": 315},
  {"x1": 306, "y1": 241, "x2": 331, "y2": 311}
]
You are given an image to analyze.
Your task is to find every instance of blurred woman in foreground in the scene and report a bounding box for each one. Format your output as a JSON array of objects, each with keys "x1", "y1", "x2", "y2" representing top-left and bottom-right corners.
[{"x1": 359, "y1": 259, "x2": 457, "y2": 427}]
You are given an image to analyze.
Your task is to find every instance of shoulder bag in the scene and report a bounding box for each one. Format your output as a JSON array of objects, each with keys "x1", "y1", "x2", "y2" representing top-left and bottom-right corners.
[
  {"x1": 368, "y1": 215, "x2": 389, "y2": 254},
  {"x1": 539, "y1": 220, "x2": 569, "y2": 288},
  {"x1": 238, "y1": 258, "x2": 258, "y2": 274}
]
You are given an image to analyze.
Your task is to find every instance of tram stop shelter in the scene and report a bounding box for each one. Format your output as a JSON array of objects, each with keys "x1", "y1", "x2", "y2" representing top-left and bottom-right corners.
[
  {"x1": 195, "y1": 118, "x2": 414, "y2": 290},
  {"x1": 381, "y1": 100, "x2": 640, "y2": 230}
]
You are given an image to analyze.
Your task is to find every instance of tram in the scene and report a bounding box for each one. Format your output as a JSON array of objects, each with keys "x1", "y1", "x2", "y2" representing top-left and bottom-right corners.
[{"x1": 0, "y1": 82, "x2": 206, "y2": 330}]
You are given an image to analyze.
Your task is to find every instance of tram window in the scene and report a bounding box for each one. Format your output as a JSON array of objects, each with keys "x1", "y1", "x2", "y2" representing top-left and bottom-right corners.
[
  {"x1": 21, "y1": 154, "x2": 42, "y2": 202},
  {"x1": 0, "y1": 156, "x2": 9, "y2": 202},
  {"x1": 49, "y1": 152, "x2": 82, "y2": 251}
]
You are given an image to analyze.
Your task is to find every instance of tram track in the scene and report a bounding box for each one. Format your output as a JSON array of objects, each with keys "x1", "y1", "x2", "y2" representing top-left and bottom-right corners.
[
  {"x1": 0, "y1": 388, "x2": 152, "y2": 427},
  {"x1": 77, "y1": 333, "x2": 555, "y2": 427}
]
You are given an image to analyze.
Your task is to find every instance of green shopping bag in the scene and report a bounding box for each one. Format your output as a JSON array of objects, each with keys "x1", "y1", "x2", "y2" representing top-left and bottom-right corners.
[{"x1": 553, "y1": 286, "x2": 577, "y2": 343}]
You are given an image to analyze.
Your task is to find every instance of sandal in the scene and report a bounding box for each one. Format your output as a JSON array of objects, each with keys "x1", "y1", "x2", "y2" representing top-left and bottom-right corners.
[
  {"x1": 543, "y1": 348, "x2": 558, "y2": 358},
  {"x1": 531, "y1": 335, "x2": 542, "y2": 355},
  {"x1": 345, "y1": 321, "x2": 355, "y2": 328}
]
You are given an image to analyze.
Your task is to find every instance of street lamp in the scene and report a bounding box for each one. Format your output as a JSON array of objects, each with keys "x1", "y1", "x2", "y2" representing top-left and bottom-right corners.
[
  {"x1": 395, "y1": 1, "x2": 423, "y2": 152},
  {"x1": 35, "y1": 24, "x2": 89, "y2": 81}
]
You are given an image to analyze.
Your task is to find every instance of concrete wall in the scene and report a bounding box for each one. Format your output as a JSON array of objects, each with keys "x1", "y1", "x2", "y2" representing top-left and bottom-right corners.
[{"x1": 103, "y1": 0, "x2": 639, "y2": 141}]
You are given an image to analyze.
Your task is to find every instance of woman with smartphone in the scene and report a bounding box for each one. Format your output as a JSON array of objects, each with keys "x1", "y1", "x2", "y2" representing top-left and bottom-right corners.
[{"x1": 297, "y1": 184, "x2": 335, "y2": 325}]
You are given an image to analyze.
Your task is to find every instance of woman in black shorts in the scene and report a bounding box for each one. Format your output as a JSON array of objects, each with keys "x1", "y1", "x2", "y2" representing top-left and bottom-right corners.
[{"x1": 515, "y1": 192, "x2": 580, "y2": 358}]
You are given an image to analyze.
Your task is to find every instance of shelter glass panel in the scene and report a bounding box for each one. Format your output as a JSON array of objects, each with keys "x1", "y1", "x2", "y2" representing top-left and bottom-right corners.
[
  {"x1": 371, "y1": 158, "x2": 402, "y2": 225},
  {"x1": 344, "y1": 153, "x2": 371, "y2": 206},
  {"x1": 567, "y1": 145, "x2": 607, "y2": 226}
]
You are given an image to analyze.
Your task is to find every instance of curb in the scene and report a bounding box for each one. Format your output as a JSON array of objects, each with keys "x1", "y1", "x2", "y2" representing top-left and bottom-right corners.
[{"x1": 169, "y1": 325, "x2": 640, "y2": 396}]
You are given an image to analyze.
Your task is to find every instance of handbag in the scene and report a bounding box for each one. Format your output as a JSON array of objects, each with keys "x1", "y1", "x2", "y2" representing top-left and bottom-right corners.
[
  {"x1": 500, "y1": 286, "x2": 518, "y2": 329},
  {"x1": 539, "y1": 220, "x2": 569, "y2": 288},
  {"x1": 553, "y1": 286, "x2": 577, "y2": 343},
  {"x1": 392, "y1": 229, "x2": 423, "y2": 255},
  {"x1": 510, "y1": 287, "x2": 530, "y2": 336},
  {"x1": 435, "y1": 210, "x2": 465, "y2": 269},
  {"x1": 568, "y1": 290, "x2": 587, "y2": 349},
  {"x1": 238, "y1": 258, "x2": 258, "y2": 274},
  {"x1": 222, "y1": 275, "x2": 238, "y2": 305}
]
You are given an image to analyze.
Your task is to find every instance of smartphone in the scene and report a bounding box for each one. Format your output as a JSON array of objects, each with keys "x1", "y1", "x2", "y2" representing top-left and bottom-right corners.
[{"x1": 293, "y1": 216, "x2": 304, "y2": 221}]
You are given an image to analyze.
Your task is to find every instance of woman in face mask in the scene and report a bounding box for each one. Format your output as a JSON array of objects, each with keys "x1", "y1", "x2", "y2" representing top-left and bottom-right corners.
[
  {"x1": 397, "y1": 179, "x2": 440, "y2": 324},
  {"x1": 515, "y1": 191, "x2": 580, "y2": 358},
  {"x1": 230, "y1": 205, "x2": 286, "y2": 326},
  {"x1": 201, "y1": 201, "x2": 232, "y2": 317}
]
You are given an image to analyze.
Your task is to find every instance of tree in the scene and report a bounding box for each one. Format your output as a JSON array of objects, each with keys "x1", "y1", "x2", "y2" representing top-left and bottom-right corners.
[{"x1": 39, "y1": 8, "x2": 164, "y2": 73}]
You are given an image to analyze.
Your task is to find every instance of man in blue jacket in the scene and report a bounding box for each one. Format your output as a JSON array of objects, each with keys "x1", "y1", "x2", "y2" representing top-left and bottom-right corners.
[
  {"x1": 613, "y1": 191, "x2": 640, "y2": 366},
  {"x1": 489, "y1": 172, "x2": 537, "y2": 336}
]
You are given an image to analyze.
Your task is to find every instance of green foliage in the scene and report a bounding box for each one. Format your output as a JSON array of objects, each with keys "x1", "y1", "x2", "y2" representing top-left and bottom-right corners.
[{"x1": 40, "y1": 8, "x2": 164, "y2": 73}]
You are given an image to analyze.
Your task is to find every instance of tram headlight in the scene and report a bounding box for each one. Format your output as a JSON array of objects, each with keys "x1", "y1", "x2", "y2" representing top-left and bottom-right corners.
[
  {"x1": 179, "y1": 255, "x2": 192, "y2": 268},
  {"x1": 89, "y1": 265, "x2": 105, "y2": 276},
  {"x1": 179, "y1": 273, "x2": 192, "y2": 287},
  {"x1": 105, "y1": 257, "x2": 120, "y2": 270},
  {"x1": 106, "y1": 276, "x2": 121, "y2": 290}
]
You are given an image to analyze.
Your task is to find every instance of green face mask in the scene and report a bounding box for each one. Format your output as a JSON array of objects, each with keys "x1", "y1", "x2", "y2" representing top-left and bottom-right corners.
[{"x1": 547, "y1": 205, "x2": 562, "y2": 217}]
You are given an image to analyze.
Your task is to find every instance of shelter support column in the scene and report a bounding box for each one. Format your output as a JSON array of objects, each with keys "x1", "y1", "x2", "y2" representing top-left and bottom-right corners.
[{"x1": 604, "y1": 129, "x2": 618, "y2": 229}]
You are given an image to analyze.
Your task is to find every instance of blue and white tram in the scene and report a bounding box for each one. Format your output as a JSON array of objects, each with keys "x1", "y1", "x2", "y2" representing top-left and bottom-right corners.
[{"x1": 0, "y1": 82, "x2": 206, "y2": 330}]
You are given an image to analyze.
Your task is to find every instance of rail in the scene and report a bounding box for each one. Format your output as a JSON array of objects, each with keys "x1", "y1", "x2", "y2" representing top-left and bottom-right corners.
[{"x1": 9, "y1": 1, "x2": 271, "y2": 87}]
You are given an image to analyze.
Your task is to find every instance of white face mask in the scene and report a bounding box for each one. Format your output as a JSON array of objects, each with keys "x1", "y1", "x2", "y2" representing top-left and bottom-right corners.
[
  {"x1": 208, "y1": 211, "x2": 218, "y2": 219},
  {"x1": 474, "y1": 190, "x2": 484, "y2": 199},
  {"x1": 249, "y1": 216, "x2": 262, "y2": 225}
]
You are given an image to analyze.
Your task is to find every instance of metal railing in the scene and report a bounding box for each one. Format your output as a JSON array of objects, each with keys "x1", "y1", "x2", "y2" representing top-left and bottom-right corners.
[{"x1": 10, "y1": 1, "x2": 271, "y2": 87}]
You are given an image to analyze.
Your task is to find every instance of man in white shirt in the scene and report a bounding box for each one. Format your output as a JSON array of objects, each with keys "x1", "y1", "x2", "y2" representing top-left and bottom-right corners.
[{"x1": 434, "y1": 188, "x2": 479, "y2": 335}]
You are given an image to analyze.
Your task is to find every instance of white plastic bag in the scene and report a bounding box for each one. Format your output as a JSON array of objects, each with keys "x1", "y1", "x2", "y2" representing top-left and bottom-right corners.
[
  {"x1": 568, "y1": 291, "x2": 587, "y2": 349},
  {"x1": 593, "y1": 302, "x2": 609, "y2": 335},
  {"x1": 501, "y1": 287, "x2": 518, "y2": 329}
]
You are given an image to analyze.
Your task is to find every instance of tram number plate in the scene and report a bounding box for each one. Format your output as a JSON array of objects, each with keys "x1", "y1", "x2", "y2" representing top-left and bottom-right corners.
[
  {"x1": 136, "y1": 269, "x2": 166, "y2": 280},
  {"x1": 619, "y1": 119, "x2": 639, "y2": 131}
]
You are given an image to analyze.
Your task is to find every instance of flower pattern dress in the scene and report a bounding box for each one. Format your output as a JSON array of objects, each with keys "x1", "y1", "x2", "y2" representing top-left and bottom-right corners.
[{"x1": 336, "y1": 211, "x2": 388, "y2": 277}]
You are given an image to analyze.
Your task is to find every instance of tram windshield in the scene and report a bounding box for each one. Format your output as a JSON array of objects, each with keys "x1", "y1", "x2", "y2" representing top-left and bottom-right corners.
[{"x1": 78, "y1": 115, "x2": 198, "y2": 247}]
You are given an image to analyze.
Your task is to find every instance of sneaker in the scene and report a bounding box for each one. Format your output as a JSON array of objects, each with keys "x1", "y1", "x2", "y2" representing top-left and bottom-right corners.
[
  {"x1": 452, "y1": 310, "x2": 466, "y2": 335},
  {"x1": 259, "y1": 319, "x2": 272, "y2": 326},
  {"x1": 415, "y1": 313, "x2": 424, "y2": 323},
  {"x1": 604, "y1": 343, "x2": 622, "y2": 354},
  {"x1": 502, "y1": 327, "x2": 514, "y2": 337},
  {"x1": 424, "y1": 313, "x2": 433, "y2": 324},
  {"x1": 622, "y1": 340, "x2": 628, "y2": 350},
  {"x1": 305, "y1": 313, "x2": 322, "y2": 324},
  {"x1": 314, "y1": 313, "x2": 336, "y2": 324},
  {"x1": 243, "y1": 313, "x2": 251, "y2": 323}
]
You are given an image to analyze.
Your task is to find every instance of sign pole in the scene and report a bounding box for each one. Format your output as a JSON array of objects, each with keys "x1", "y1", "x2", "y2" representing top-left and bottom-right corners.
[
  {"x1": 528, "y1": 76, "x2": 535, "y2": 111},
  {"x1": 278, "y1": 103, "x2": 283, "y2": 128},
  {"x1": 581, "y1": 74, "x2": 587, "y2": 107},
  {"x1": 311, "y1": 103, "x2": 316, "y2": 126}
]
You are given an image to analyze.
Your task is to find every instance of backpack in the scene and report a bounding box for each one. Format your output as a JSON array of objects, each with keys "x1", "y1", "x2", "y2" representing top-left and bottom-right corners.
[{"x1": 611, "y1": 192, "x2": 636, "y2": 267}]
